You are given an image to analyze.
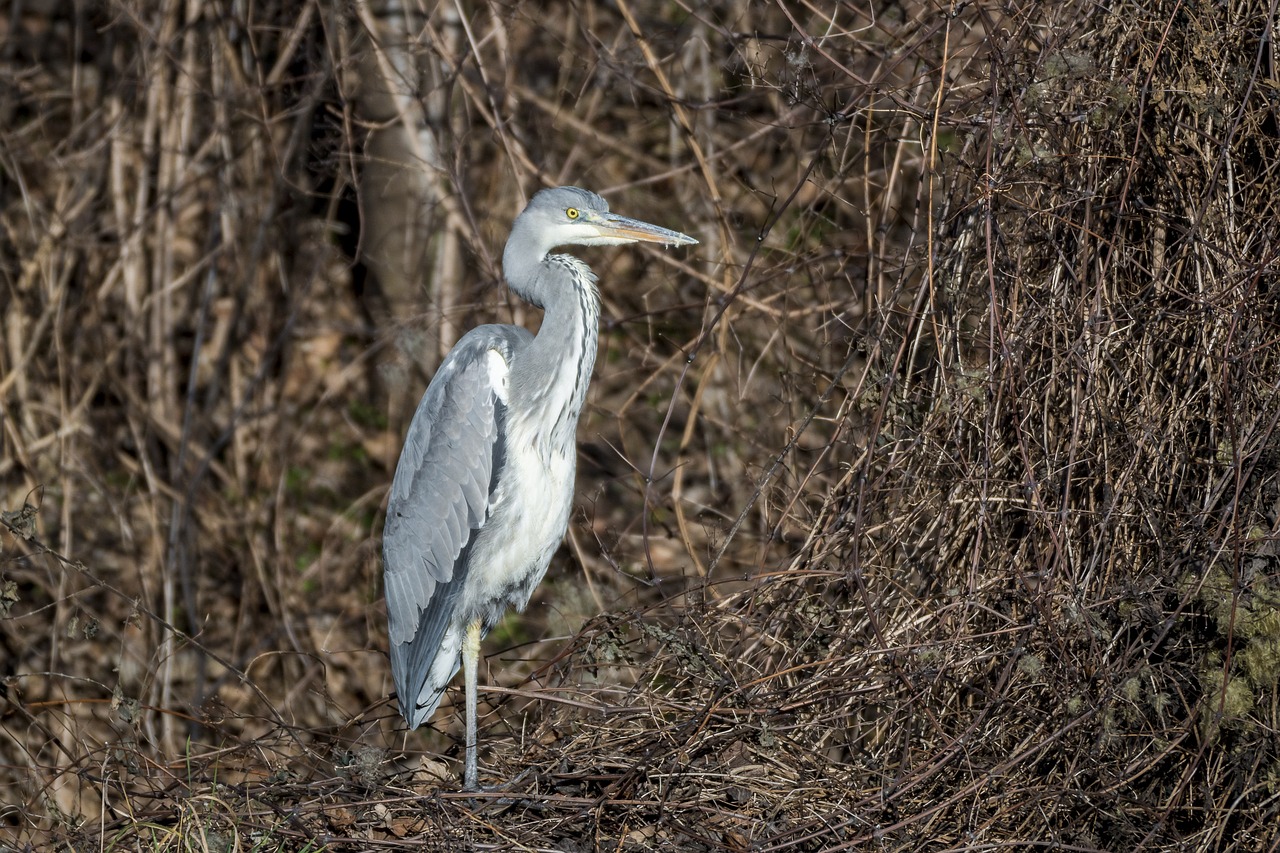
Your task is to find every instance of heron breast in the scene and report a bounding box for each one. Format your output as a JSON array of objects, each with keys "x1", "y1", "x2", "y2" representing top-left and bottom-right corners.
[{"x1": 463, "y1": 418, "x2": 576, "y2": 623}]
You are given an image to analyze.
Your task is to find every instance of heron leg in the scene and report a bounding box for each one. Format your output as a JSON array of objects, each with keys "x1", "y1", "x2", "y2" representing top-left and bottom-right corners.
[{"x1": 462, "y1": 618, "x2": 482, "y2": 790}]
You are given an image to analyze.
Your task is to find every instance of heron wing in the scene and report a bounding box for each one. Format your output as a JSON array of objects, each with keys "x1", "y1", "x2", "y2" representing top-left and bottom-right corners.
[{"x1": 382, "y1": 326, "x2": 529, "y2": 722}]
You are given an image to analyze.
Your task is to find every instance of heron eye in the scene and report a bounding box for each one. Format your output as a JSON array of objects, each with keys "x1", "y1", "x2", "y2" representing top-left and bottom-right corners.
[{"x1": 565, "y1": 208, "x2": 579, "y2": 220}]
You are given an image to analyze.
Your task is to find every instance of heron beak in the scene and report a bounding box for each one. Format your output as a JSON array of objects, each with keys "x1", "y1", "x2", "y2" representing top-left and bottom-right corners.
[{"x1": 591, "y1": 212, "x2": 699, "y2": 247}]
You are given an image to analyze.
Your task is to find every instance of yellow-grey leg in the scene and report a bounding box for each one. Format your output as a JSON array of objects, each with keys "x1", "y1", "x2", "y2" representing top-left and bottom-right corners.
[{"x1": 462, "y1": 618, "x2": 482, "y2": 790}]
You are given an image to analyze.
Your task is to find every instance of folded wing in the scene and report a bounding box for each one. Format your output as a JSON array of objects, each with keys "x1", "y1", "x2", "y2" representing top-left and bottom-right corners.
[{"x1": 382, "y1": 326, "x2": 527, "y2": 726}]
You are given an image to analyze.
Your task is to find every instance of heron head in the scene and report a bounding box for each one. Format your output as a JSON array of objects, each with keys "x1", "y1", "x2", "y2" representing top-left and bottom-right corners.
[{"x1": 521, "y1": 186, "x2": 698, "y2": 250}]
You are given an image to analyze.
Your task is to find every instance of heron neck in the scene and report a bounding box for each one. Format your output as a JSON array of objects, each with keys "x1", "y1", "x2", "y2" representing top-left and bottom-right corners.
[{"x1": 509, "y1": 254, "x2": 601, "y2": 451}]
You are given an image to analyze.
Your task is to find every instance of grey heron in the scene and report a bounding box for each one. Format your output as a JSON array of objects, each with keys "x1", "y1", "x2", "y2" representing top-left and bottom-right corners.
[{"x1": 382, "y1": 186, "x2": 697, "y2": 789}]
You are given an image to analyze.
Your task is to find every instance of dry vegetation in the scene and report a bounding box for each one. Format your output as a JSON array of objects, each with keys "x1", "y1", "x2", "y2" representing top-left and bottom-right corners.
[{"x1": 3, "y1": 0, "x2": 1280, "y2": 850}]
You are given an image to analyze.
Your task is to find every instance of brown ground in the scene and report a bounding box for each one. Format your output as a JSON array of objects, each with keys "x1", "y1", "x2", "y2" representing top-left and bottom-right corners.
[{"x1": 2, "y1": 0, "x2": 1279, "y2": 850}]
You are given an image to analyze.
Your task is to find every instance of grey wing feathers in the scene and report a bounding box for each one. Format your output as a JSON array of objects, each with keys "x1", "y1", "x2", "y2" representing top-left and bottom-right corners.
[{"x1": 382, "y1": 325, "x2": 527, "y2": 721}]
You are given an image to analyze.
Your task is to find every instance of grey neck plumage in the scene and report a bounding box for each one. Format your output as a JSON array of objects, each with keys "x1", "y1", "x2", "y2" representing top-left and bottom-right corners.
[{"x1": 503, "y1": 224, "x2": 601, "y2": 455}]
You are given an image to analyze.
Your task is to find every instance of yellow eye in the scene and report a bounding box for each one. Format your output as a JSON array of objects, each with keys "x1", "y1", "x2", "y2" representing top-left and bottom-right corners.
[{"x1": 566, "y1": 208, "x2": 579, "y2": 220}]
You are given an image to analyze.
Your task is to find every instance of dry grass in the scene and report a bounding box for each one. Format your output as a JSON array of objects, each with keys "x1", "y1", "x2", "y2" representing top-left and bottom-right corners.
[{"x1": 2, "y1": 0, "x2": 1279, "y2": 850}]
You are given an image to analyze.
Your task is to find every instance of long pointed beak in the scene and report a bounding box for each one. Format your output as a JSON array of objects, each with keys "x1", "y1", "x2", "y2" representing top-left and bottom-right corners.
[{"x1": 591, "y1": 212, "x2": 699, "y2": 247}]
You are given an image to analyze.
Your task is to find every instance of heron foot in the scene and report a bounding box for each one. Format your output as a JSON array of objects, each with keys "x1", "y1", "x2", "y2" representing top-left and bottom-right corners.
[{"x1": 459, "y1": 768, "x2": 535, "y2": 803}]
